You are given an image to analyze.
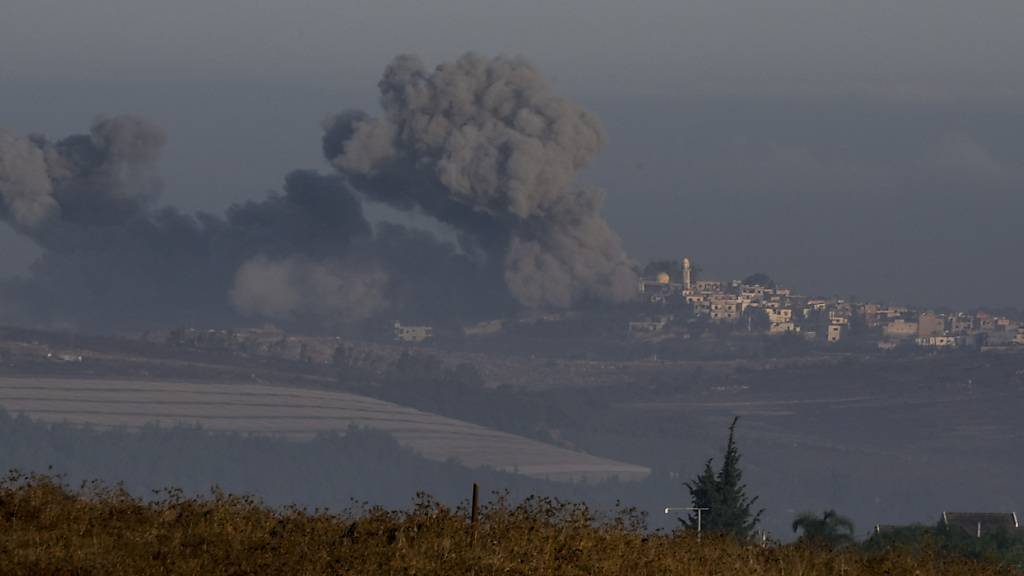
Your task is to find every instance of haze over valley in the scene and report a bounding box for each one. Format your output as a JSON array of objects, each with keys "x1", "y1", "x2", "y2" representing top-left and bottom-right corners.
[{"x1": 1, "y1": 2, "x2": 1023, "y2": 561}]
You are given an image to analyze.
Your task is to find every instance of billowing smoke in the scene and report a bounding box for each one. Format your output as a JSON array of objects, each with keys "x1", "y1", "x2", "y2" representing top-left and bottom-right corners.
[
  {"x1": 0, "y1": 121, "x2": 389, "y2": 330},
  {"x1": 0, "y1": 131, "x2": 56, "y2": 231},
  {"x1": 0, "y1": 115, "x2": 165, "y2": 237},
  {"x1": 0, "y1": 54, "x2": 635, "y2": 331},
  {"x1": 230, "y1": 257, "x2": 388, "y2": 324},
  {"x1": 323, "y1": 53, "x2": 637, "y2": 308}
]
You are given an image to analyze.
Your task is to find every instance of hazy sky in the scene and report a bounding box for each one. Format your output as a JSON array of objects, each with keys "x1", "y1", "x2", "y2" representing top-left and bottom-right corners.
[{"x1": 2, "y1": 0, "x2": 1022, "y2": 308}]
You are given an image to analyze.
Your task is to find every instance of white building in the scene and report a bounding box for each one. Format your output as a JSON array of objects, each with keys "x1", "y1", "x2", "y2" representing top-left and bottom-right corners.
[
  {"x1": 695, "y1": 280, "x2": 724, "y2": 293},
  {"x1": 740, "y1": 285, "x2": 766, "y2": 300},
  {"x1": 828, "y1": 310, "x2": 850, "y2": 326},
  {"x1": 394, "y1": 322, "x2": 433, "y2": 343},
  {"x1": 883, "y1": 319, "x2": 918, "y2": 339},
  {"x1": 628, "y1": 316, "x2": 672, "y2": 335},
  {"x1": 709, "y1": 296, "x2": 741, "y2": 323},
  {"x1": 917, "y1": 312, "x2": 946, "y2": 338},
  {"x1": 770, "y1": 322, "x2": 799, "y2": 335},
  {"x1": 916, "y1": 336, "x2": 957, "y2": 348},
  {"x1": 767, "y1": 308, "x2": 793, "y2": 324},
  {"x1": 805, "y1": 299, "x2": 828, "y2": 313}
]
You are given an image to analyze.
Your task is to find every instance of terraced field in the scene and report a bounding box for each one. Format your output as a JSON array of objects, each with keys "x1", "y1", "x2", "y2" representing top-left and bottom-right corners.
[{"x1": 0, "y1": 377, "x2": 650, "y2": 483}]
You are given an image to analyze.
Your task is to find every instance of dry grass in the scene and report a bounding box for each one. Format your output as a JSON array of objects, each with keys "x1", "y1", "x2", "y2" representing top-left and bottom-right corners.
[{"x1": 0, "y1": 473, "x2": 1009, "y2": 576}]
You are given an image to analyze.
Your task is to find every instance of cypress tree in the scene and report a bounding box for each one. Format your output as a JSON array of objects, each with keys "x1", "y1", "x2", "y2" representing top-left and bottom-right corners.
[
  {"x1": 681, "y1": 459, "x2": 717, "y2": 531},
  {"x1": 681, "y1": 417, "x2": 763, "y2": 539}
]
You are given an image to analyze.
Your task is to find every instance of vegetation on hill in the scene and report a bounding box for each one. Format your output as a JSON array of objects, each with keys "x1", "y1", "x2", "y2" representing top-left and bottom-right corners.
[
  {"x1": 866, "y1": 522, "x2": 1024, "y2": 569},
  {"x1": 0, "y1": 473, "x2": 1010, "y2": 576}
]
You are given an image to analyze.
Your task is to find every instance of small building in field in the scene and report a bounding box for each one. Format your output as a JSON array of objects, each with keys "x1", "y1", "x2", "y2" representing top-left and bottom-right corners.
[
  {"x1": 394, "y1": 322, "x2": 433, "y2": 343},
  {"x1": 464, "y1": 319, "x2": 504, "y2": 336},
  {"x1": 628, "y1": 316, "x2": 672, "y2": 335}
]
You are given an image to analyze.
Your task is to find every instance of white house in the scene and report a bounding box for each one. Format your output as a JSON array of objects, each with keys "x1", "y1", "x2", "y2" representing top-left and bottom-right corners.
[{"x1": 394, "y1": 322, "x2": 433, "y2": 343}]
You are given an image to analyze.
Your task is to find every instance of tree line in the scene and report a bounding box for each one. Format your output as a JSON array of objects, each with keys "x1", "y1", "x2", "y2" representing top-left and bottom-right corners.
[{"x1": 675, "y1": 416, "x2": 1024, "y2": 569}]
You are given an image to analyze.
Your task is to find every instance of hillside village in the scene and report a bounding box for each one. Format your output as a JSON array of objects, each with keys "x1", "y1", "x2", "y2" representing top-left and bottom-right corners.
[
  {"x1": 137, "y1": 255, "x2": 1024, "y2": 358},
  {"x1": 632, "y1": 257, "x2": 1024, "y2": 351}
]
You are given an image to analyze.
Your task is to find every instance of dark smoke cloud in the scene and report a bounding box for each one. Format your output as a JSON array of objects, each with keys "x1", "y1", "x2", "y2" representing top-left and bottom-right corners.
[
  {"x1": 0, "y1": 117, "x2": 508, "y2": 330},
  {"x1": 0, "y1": 115, "x2": 165, "y2": 237},
  {"x1": 0, "y1": 54, "x2": 634, "y2": 331},
  {"x1": 323, "y1": 53, "x2": 637, "y2": 308},
  {"x1": 0, "y1": 152, "x2": 388, "y2": 329}
]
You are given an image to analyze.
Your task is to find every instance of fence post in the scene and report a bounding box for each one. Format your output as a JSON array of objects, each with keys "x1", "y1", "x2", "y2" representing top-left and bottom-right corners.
[{"x1": 470, "y1": 482, "x2": 480, "y2": 545}]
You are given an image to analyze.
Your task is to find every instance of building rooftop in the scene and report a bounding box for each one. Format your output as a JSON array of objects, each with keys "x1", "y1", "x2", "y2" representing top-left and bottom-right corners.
[{"x1": 942, "y1": 512, "x2": 1019, "y2": 536}]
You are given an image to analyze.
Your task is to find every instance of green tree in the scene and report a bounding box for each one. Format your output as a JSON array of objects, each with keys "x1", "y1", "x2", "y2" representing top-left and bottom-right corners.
[
  {"x1": 792, "y1": 509, "x2": 856, "y2": 548},
  {"x1": 681, "y1": 417, "x2": 763, "y2": 539},
  {"x1": 681, "y1": 460, "x2": 717, "y2": 531}
]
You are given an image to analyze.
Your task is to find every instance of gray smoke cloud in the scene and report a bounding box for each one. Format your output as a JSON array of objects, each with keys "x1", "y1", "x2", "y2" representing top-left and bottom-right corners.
[
  {"x1": 0, "y1": 131, "x2": 56, "y2": 231},
  {"x1": 0, "y1": 54, "x2": 637, "y2": 331},
  {"x1": 0, "y1": 115, "x2": 167, "y2": 241},
  {"x1": 0, "y1": 119, "x2": 392, "y2": 330},
  {"x1": 324, "y1": 53, "x2": 637, "y2": 308},
  {"x1": 230, "y1": 256, "x2": 389, "y2": 323},
  {"x1": 0, "y1": 116, "x2": 505, "y2": 330}
]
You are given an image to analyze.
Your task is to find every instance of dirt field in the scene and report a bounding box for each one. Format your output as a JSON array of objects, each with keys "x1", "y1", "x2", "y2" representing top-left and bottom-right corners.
[{"x1": 0, "y1": 376, "x2": 650, "y2": 483}]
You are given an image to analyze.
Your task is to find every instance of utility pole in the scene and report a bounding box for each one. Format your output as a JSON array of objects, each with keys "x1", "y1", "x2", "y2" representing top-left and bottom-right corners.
[{"x1": 665, "y1": 506, "x2": 710, "y2": 538}]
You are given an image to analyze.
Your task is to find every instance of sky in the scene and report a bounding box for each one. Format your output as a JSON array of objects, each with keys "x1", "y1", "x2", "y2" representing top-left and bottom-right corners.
[{"x1": 1, "y1": 0, "x2": 1022, "y2": 309}]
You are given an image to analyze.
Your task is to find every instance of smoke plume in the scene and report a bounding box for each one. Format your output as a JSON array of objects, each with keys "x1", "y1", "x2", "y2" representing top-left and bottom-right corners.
[
  {"x1": 0, "y1": 54, "x2": 635, "y2": 331},
  {"x1": 230, "y1": 256, "x2": 388, "y2": 323},
  {"x1": 323, "y1": 53, "x2": 637, "y2": 308},
  {"x1": 0, "y1": 131, "x2": 57, "y2": 231}
]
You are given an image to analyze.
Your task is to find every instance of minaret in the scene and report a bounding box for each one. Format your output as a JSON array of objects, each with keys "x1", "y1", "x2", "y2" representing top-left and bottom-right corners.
[{"x1": 682, "y1": 258, "x2": 692, "y2": 291}]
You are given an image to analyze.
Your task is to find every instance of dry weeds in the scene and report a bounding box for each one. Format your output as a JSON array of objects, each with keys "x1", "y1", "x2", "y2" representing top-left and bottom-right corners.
[{"x1": 0, "y1": 473, "x2": 1008, "y2": 575}]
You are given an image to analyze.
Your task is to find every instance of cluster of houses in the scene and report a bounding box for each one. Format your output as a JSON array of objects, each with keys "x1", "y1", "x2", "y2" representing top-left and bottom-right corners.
[{"x1": 635, "y1": 258, "x2": 1024, "y2": 350}]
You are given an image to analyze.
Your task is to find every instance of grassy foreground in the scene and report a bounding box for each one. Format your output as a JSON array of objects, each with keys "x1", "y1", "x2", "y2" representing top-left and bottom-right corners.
[{"x1": 0, "y1": 474, "x2": 1009, "y2": 576}]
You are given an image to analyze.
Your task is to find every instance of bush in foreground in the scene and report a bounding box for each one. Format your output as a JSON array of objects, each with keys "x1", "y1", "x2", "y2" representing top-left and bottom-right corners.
[{"x1": 0, "y1": 473, "x2": 1011, "y2": 576}]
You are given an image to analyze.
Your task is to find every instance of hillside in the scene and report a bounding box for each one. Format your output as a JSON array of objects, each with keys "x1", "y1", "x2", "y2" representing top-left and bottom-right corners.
[
  {"x1": 0, "y1": 376, "x2": 649, "y2": 483},
  {"x1": 4, "y1": 326, "x2": 1024, "y2": 537}
]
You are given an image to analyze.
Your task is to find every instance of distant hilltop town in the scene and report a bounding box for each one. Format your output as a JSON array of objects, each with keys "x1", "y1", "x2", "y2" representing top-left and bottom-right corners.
[
  {"x1": 632, "y1": 257, "x2": 1024, "y2": 351},
  {"x1": 158, "y1": 256, "x2": 1022, "y2": 354}
]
